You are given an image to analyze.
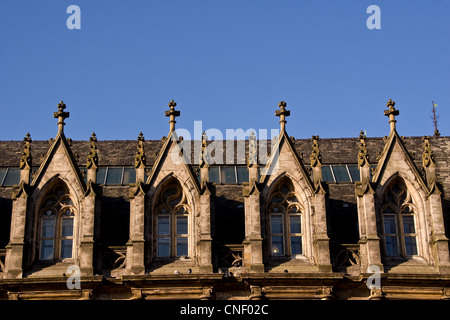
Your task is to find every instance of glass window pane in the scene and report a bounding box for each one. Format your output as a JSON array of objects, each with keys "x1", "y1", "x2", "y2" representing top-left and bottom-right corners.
[
  {"x1": 404, "y1": 236, "x2": 418, "y2": 255},
  {"x1": 0, "y1": 168, "x2": 7, "y2": 184},
  {"x1": 289, "y1": 215, "x2": 301, "y2": 234},
  {"x1": 209, "y1": 167, "x2": 220, "y2": 183},
  {"x1": 271, "y1": 236, "x2": 284, "y2": 256},
  {"x1": 402, "y1": 216, "x2": 415, "y2": 234},
  {"x1": 221, "y1": 167, "x2": 236, "y2": 184},
  {"x1": 348, "y1": 165, "x2": 360, "y2": 182},
  {"x1": 96, "y1": 167, "x2": 107, "y2": 184},
  {"x1": 332, "y1": 165, "x2": 351, "y2": 182},
  {"x1": 176, "y1": 216, "x2": 188, "y2": 235},
  {"x1": 321, "y1": 166, "x2": 334, "y2": 182},
  {"x1": 290, "y1": 236, "x2": 302, "y2": 255},
  {"x1": 60, "y1": 239, "x2": 73, "y2": 258},
  {"x1": 61, "y1": 218, "x2": 74, "y2": 237},
  {"x1": 3, "y1": 168, "x2": 20, "y2": 186},
  {"x1": 385, "y1": 236, "x2": 399, "y2": 256},
  {"x1": 158, "y1": 237, "x2": 170, "y2": 257},
  {"x1": 41, "y1": 217, "x2": 56, "y2": 238},
  {"x1": 106, "y1": 167, "x2": 123, "y2": 185},
  {"x1": 383, "y1": 215, "x2": 397, "y2": 234},
  {"x1": 176, "y1": 237, "x2": 188, "y2": 256},
  {"x1": 236, "y1": 166, "x2": 249, "y2": 183},
  {"x1": 40, "y1": 240, "x2": 54, "y2": 260},
  {"x1": 271, "y1": 215, "x2": 283, "y2": 234},
  {"x1": 122, "y1": 167, "x2": 136, "y2": 185},
  {"x1": 158, "y1": 216, "x2": 170, "y2": 235}
]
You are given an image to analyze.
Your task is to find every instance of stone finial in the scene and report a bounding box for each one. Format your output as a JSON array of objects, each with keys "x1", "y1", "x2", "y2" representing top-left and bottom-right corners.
[
  {"x1": 19, "y1": 133, "x2": 32, "y2": 170},
  {"x1": 310, "y1": 135, "x2": 322, "y2": 168},
  {"x1": 358, "y1": 130, "x2": 370, "y2": 168},
  {"x1": 383, "y1": 99, "x2": 399, "y2": 132},
  {"x1": 248, "y1": 131, "x2": 257, "y2": 166},
  {"x1": 86, "y1": 132, "x2": 98, "y2": 170},
  {"x1": 165, "y1": 99, "x2": 180, "y2": 132},
  {"x1": 422, "y1": 136, "x2": 435, "y2": 168},
  {"x1": 53, "y1": 101, "x2": 70, "y2": 134},
  {"x1": 199, "y1": 131, "x2": 208, "y2": 166},
  {"x1": 275, "y1": 101, "x2": 290, "y2": 132},
  {"x1": 135, "y1": 132, "x2": 146, "y2": 169}
]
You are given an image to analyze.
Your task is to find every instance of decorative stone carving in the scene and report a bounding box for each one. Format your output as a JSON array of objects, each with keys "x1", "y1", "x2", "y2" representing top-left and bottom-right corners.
[
  {"x1": 357, "y1": 131, "x2": 370, "y2": 168},
  {"x1": 86, "y1": 133, "x2": 98, "y2": 170},
  {"x1": 134, "y1": 132, "x2": 146, "y2": 169},
  {"x1": 275, "y1": 101, "x2": 290, "y2": 132},
  {"x1": 19, "y1": 133, "x2": 32, "y2": 170},
  {"x1": 165, "y1": 100, "x2": 180, "y2": 132}
]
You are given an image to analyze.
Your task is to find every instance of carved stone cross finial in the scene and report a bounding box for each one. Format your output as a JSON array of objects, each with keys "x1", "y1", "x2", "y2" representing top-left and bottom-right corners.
[
  {"x1": 165, "y1": 99, "x2": 180, "y2": 132},
  {"x1": 384, "y1": 99, "x2": 399, "y2": 132},
  {"x1": 53, "y1": 101, "x2": 70, "y2": 134},
  {"x1": 275, "y1": 101, "x2": 290, "y2": 132}
]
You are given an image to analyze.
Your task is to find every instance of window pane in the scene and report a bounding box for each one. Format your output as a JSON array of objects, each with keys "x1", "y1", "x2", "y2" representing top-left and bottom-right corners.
[
  {"x1": 347, "y1": 165, "x2": 360, "y2": 182},
  {"x1": 385, "y1": 236, "x2": 399, "y2": 256},
  {"x1": 60, "y1": 239, "x2": 73, "y2": 258},
  {"x1": 158, "y1": 237, "x2": 170, "y2": 257},
  {"x1": 271, "y1": 215, "x2": 283, "y2": 234},
  {"x1": 236, "y1": 166, "x2": 249, "y2": 183},
  {"x1": 3, "y1": 168, "x2": 20, "y2": 186},
  {"x1": 383, "y1": 215, "x2": 397, "y2": 234},
  {"x1": 290, "y1": 236, "x2": 302, "y2": 255},
  {"x1": 321, "y1": 166, "x2": 334, "y2": 182},
  {"x1": 332, "y1": 165, "x2": 351, "y2": 182},
  {"x1": 209, "y1": 167, "x2": 220, "y2": 183},
  {"x1": 402, "y1": 216, "x2": 415, "y2": 234},
  {"x1": 122, "y1": 167, "x2": 136, "y2": 185},
  {"x1": 61, "y1": 218, "x2": 74, "y2": 237},
  {"x1": 404, "y1": 236, "x2": 418, "y2": 256},
  {"x1": 41, "y1": 217, "x2": 56, "y2": 238},
  {"x1": 40, "y1": 240, "x2": 54, "y2": 260},
  {"x1": 176, "y1": 237, "x2": 188, "y2": 256},
  {"x1": 158, "y1": 216, "x2": 170, "y2": 235},
  {"x1": 0, "y1": 168, "x2": 7, "y2": 184},
  {"x1": 221, "y1": 167, "x2": 236, "y2": 184},
  {"x1": 106, "y1": 167, "x2": 123, "y2": 185},
  {"x1": 176, "y1": 216, "x2": 188, "y2": 235},
  {"x1": 289, "y1": 215, "x2": 301, "y2": 233},
  {"x1": 271, "y1": 236, "x2": 284, "y2": 256},
  {"x1": 97, "y1": 167, "x2": 107, "y2": 184}
]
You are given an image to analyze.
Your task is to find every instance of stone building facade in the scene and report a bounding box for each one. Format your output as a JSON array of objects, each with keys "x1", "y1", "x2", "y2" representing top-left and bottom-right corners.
[{"x1": 0, "y1": 99, "x2": 449, "y2": 300}]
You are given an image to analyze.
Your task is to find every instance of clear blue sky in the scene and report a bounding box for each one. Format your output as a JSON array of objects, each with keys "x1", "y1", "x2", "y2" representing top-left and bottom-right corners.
[{"x1": 0, "y1": 0, "x2": 448, "y2": 141}]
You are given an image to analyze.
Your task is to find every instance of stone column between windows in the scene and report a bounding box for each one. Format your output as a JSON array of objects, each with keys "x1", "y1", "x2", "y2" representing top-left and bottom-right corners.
[
  {"x1": 79, "y1": 193, "x2": 96, "y2": 276},
  {"x1": 356, "y1": 192, "x2": 383, "y2": 273},
  {"x1": 126, "y1": 189, "x2": 146, "y2": 275},
  {"x1": 198, "y1": 166, "x2": 213, "y2": 273},
  {"x1": 313, "y1": 191, "x2": 332, "y2": 272},
  {"x1": 243, "y1": 165, "x2": 264, "y2": 273},
  {"x1": 428, "y1": 193, "x2": 450, "y2": 272},
  {"x1": 5, "y1": 194, "x2": 27, "y2": 278}
]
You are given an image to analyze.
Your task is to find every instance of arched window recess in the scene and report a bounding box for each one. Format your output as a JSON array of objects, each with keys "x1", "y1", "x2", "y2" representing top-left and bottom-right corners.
[
  {"x1": 380, "y1": 178, "x2": 418, "y2": 259},
  {"x1": 38, "y1": 183, "x2": 76, "y2": 261},
  {"x1": 268, "y1": 179, "x2": 303, "y2": 258}
]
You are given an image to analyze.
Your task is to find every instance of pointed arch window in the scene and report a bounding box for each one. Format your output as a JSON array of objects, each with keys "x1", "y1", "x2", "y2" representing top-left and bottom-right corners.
[
  {"x1": 381, "y1": 179, "x2": 418, "y2": 258},
  {"x1": 39, "y1": 184, "x2": 76, "y2": 261},
  {"x1": 155, "y1": 181, "x2": 189, "y2": 258},
  {"x1": 268, "y1": 180, "x2": 303, "y2": 257}
]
